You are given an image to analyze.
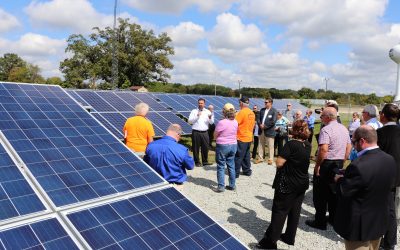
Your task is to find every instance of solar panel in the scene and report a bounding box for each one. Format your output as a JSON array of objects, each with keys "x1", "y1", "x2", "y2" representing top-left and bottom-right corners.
[
  {"x1": 157, "y1": 112, "x2": 192, "y2": 135},
  {"x1": 66, "y1": 187, "x2": 246, "y2": 250},
  {"x1": 91, "y1": 113, "x2": 123, "y2": 138},
  {"x1": 95, "y1": 91, "x2": 133, "y2": 112},
  {"x1": 134, "y1": 93, "x2": 169, "y2": 111},
  {"x1": 0, "y1": 217, "x2": 79, "y2": 249},
  {"x1": 0, "y1": 142, "x2": 46, "y2": 221},
  {"x1": 72, "y1": 90, "x2": 116, "y2": 112},
  {"x1": 0, "y1": 83, "x2": 164, "y2": 207},
  {"x1": 154, "y1": 94, "x2": 190, "y2": 112}
]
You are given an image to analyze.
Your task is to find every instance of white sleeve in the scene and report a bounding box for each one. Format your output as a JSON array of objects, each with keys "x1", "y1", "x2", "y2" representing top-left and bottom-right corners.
[{"x1": 188, "y1": 109, "x2": 198, "y2": 124}]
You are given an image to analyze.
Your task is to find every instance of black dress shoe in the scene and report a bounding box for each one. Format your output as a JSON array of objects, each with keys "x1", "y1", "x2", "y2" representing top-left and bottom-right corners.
[
  {"x1": 305, "y1": 220, "x2": 327, "y2": 230},
  {"x1": 256, "y1": 238, "x2": 277, "y2": 249},
  {"x1": 195, "y1": 163, "x2": 202, "y2": 167},
  {"x1": 241, "y1": 172, "x2": 252, "y2": 176},
  {"x1": 203, "y1": 162, "x2": 212, "y2": 166},
  {"x1": 280, "y1": 234, "x2": 294, "y2": 245}
]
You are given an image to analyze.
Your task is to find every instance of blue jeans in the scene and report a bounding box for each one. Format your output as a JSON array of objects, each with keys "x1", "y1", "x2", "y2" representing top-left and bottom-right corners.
[{"x1": 216, "y1": 144, "x2": 237, "y2": 188}]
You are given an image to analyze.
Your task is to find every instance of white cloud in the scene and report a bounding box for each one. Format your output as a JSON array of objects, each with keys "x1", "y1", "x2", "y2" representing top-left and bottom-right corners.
[
  {"x1": 208, "y1": 13, "x2": 269, "y2": 61},
  {"x1": 164, "y1": 22, "x2": 205, "y2": 47},
  {"x1": 122, "y1": 0, "x2": 235, "y2": 14},
  {"x1": 240, "y1": 0, "x2": 387, "y2": 40},
  {"x1": 24, "y1": 0, "x2": 139, "y2": 34},
  {"x1": 0, "y1": 8, "x2": 20, "y2": 33},
  {"x1": 0, "y1": 33, "x2": 66, "y2": 78}
]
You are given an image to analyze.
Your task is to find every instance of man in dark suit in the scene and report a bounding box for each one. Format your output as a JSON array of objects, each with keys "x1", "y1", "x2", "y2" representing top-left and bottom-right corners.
[
  {"x1": 256, "y1": 98, "x2": 277, "y2": 165},
  {"x1": 377, "y1": 103, "x2": 400, "y2": 250},
  {"x1": 334, "y1": 125, "x2": 396, "y2": 250}
]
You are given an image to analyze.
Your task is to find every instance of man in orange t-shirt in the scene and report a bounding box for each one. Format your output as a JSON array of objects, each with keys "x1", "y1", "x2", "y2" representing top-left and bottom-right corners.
[
  {"x1": 123, "y1": 102, "x2": 155, "y2": 153},
  {"x1": 235, "y1": 96, "x2": 255, "y2": 177}
]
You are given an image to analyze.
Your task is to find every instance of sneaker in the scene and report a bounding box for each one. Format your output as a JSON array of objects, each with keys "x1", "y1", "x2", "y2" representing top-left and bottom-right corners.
[
  {"x1": 225, "y1": 186, "x2": 236, "y2": 191},
  {"x1": 216, "y1": 186, "x2": 225, "y2": 193}
]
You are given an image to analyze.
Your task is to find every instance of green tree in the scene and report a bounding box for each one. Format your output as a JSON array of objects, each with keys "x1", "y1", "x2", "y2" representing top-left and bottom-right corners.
[
  {"x1": 60, "y1": 18, "x2": 174, "y2": 89},
  {"x1": 0, "y1": 54, "x2": 45, "y2": 83},
  {"x1": 298, "y1": 87, "x2": 316, "y2": 99}
]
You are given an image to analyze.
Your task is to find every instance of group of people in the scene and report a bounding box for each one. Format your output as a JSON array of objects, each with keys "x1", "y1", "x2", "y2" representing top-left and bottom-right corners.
[
  {"x1": 258, "y1": 102, "x2": 400, "y2": 250},
  {"x1": 122, "y1": 97, "x2": 400, "y2": 250}
]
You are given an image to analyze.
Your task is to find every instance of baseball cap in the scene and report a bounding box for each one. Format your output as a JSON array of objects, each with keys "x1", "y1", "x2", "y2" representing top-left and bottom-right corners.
[
  {"x1": 239, "y1": 96, "x2": 249, "y2": 104},
  {"x1": 223, "y1": 103, "x2": 235, "y2": 111}
]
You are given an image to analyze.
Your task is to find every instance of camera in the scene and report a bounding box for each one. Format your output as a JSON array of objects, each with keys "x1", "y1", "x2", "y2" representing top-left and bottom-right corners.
[{"x1": 315, "y1": 107, "x2": 324, "y2": 114}]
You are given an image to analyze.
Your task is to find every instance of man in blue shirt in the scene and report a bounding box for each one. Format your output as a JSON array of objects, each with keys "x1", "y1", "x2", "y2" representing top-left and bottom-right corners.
[{"x1": 144, "y1": 124, "x2": 194, "y2": 184}]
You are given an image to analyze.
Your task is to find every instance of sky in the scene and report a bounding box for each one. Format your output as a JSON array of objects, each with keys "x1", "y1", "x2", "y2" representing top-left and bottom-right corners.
[{"x1": 1, "y1": 0, "x2": 400, "y2": 95}]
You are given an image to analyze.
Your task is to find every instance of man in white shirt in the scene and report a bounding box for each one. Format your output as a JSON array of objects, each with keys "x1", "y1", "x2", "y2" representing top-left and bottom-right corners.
[
  {"x1": 362, "y1": 104, "x2": 383, "y2": 130},
  {"x1": 188, "y1": 98, "x2": 214, "y2": 167}
]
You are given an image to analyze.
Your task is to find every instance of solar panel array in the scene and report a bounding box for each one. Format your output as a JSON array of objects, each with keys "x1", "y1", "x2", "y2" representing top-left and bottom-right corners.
[
  {"x1": 68, "y1": 90, "x2": 193, "y2": 138},
  {"x1": 0, "y1": 82, "x2": 246, "y2": 249},
  {"x1": 67, "y1": 89, "x2": 308, "y2": 140}
]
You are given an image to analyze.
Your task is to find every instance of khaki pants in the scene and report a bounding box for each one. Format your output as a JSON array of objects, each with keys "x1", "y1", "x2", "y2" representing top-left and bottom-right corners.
[
  {"x1": 258, "y1": 131, "x2": 274, "y2": 161},
  {"x1": 344, "y1": 238, "x2": 381, "y2": 250}
]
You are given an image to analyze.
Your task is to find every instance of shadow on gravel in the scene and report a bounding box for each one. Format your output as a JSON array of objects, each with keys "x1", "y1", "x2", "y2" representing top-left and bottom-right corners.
[
  {"x1": 255, "y1": 195, "x2": 273, "y2": 211},
  {"x1": 255, "y1": 191, "x2": 342, "y2": 243},
  {"x1": 188, "y1": 176, "x2": 217, "y2": 188},
  {"x1": 227, "y1": 202, "x2": 267, "y2": 242}
]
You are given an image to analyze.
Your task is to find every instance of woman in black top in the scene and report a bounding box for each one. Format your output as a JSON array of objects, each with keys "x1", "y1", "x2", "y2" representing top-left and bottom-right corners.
[{"x1": 257, "y1": 120, "x2": 311, "y2": 249}]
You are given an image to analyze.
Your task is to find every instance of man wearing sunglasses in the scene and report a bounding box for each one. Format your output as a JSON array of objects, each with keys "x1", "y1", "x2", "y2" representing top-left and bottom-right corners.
[{"x1": 256, "y1": 98, "x2": 277, "y2": 165}]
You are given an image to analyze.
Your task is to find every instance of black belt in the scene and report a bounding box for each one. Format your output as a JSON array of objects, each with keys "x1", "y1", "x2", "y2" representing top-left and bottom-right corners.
[{"x1": 192, "y1": 130, "x2": 207, "y2": 133}]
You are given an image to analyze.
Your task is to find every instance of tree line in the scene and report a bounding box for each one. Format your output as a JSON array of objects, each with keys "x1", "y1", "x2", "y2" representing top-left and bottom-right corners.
[{"x1": 0, "y1": 18, "x2": 393, "y2": 106}]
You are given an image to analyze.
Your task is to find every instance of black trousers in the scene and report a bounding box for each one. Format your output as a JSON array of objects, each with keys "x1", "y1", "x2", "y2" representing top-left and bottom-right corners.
[
  {"x1": 192, "y1": 130, "x2": 209, "y2": 164},
  {"x1": 262, "y1": 189, "x2": 305, "y2": 244},
  {"x1": 208, "y1": 124, "x2": 215, "y2": 147},
  {"x1": 235, "y1": 141, "x2": 251, "y2": 176},
  {"x1": 382, "y1": 189, "x2": 397, "y2": 248},
  {"x1": 308, "y1": 128, "x2": 314, "y2": 144},
  {"x1": 252, "y1": 136, "x2": 259, "y2": 159},
  {"x1": 313, "y1": 159, "x2": 343, "y2": 226}
]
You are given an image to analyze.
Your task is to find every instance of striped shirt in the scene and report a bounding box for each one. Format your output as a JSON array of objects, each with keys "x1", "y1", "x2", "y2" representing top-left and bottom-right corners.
[{"x1": 319, "y1": 120, "x2": 351, "y2": 159}]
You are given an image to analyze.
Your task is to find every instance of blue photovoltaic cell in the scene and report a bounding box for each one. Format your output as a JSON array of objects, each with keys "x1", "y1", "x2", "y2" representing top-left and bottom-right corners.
[
  {"x1": 95, "y1": 92, "x2": 133, "y2": 112},
  {"x1": 67, "y1": 188, "x2": 246, "y2": 250},
  {"x1": 67, "y1": 91, "x2": 90, "y2": 108},
  {"x1": 154, "y1": 94, "x2": 190, "y2": 112},
  {"x1": 0, "y1": 218, "x2": 79, "y2": 249},
  {"x1": 158, "y1": 112, "x2": 192, "y2": 135},
  {"x1": 0, "y1": 143, "x2": 46, "y2": 221},
  {"x1": 92, "y1": 113, "x2": 123, "y2": 138},
  {"x1": 0, "y1": 83, "x2": 164, "y2": 207},
  {"x1": 73, "y1": 90, "x2": 116, "y2": 112},
  {"x1": 134, "y1": 93, "x2": 168, "y2": 111}
]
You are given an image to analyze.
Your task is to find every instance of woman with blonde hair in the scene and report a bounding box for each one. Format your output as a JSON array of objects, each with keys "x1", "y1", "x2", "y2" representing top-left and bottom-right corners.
[
  {"x1": 214, "y1": 103, "x2": 238, "y2": 192},
  {"x1": 257, "y1": 119, "x2": 311, "y2": 249}
]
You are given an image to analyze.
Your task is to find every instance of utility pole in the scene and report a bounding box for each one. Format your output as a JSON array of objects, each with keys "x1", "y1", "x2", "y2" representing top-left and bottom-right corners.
[
  {"x1": 324, "y1": 77, "x2": 329, "y2": 92},
  {"x1": 238, "y1": 79, "x2": 242, "y2": 98},
  {"x1": 111, "y1": 0, "x2": 118, "y2": 89}
]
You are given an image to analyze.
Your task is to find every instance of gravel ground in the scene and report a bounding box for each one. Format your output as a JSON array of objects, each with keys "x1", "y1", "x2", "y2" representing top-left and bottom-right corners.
[{"x1": 180, "y1": 161, "x2": 400, "y2": 249}]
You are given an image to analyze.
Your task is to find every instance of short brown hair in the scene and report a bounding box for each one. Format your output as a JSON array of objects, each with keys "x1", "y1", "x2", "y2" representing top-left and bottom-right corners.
[{"x1": 291, "y1": 119, "x2": 310, "y2": 140}]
